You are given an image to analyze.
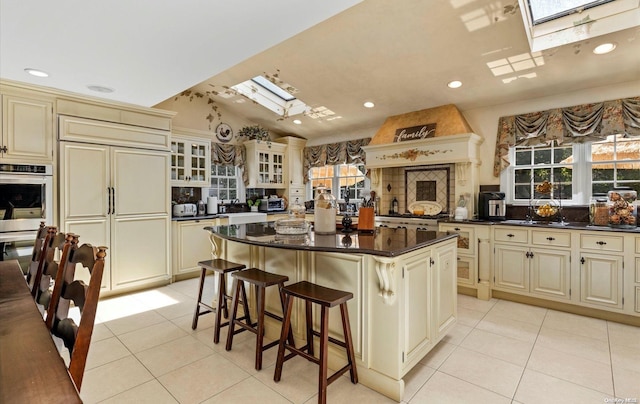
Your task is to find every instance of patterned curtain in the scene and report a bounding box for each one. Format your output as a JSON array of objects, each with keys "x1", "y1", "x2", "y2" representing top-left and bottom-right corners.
[
  {"x1": 493, "y1": 96, "x2": 639, "y2": 177},
  {"x1": 211, "y1": 143, "x2": 248, "y2": 185},
  {"x1": 303, "y1": 138, "x2": 371, "y2": 183}
]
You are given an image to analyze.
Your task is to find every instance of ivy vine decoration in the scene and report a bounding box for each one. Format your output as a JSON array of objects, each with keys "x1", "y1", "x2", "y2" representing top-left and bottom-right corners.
[{"x1": 237, "y1": 125, "x2": 271, "y2": 147}]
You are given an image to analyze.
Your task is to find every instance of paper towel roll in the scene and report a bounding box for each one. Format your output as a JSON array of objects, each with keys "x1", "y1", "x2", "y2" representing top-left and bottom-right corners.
[{"x1": 207, "y1": 197, "x2": 218, "y2": 214}]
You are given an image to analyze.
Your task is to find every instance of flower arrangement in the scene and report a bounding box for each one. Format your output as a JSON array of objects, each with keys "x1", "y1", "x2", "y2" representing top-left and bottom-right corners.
[{"x1": 237, "y1": 125, "x2": 271, "y2": 145}]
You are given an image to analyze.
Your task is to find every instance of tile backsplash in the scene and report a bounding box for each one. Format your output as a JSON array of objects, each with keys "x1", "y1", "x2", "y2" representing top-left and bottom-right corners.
[{"x1": 380, "y1": 164, "x2": 455, "y2": 214}]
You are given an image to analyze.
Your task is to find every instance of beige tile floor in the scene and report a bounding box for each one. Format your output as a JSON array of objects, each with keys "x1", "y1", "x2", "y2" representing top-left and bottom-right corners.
[{"x1": 77, "y1": 277, "x2": 640, "y2": 403}]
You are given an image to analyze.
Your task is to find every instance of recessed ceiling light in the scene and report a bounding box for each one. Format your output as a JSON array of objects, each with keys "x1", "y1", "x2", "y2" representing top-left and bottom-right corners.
[
  {"x1": 87, "y1": 85, "x2": 114, "y2": 93},
  {"x1": 363, "y1": 101, "x2": 375, "y2": 108},
  {"x1": 24, "y1": 68, "x2": 49, "y2": 78},
  {"x1": 593, "y1": 42, "x2": 616, "y2": 55},
  {"x1": 293, "y1": 119, "x2": 302, "y2": 125},
  {"x1": 447, "y1": 80, "x2": 462, "y2": 89}
]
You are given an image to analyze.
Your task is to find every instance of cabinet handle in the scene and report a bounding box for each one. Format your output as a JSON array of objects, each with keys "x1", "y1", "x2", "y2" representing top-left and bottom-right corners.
[
  {"x1": 430, "y1": 258, "x2": 435, "y2": 266},
  {"x1": 525, "y1": 251, "x2": 530, "y2": 258},
  {"x1": 546, "y1": 237, "x2": 555, "y2": 241},
  {"x1": 580, "y1": 257, "x2": 585, "y2": 264},
  {"x1": 507, "y1": 233, "x2": 515, "y2": 238},
  {"x1": 111, "y1": 187, "x2": 116, "y2": 215},
  {"x1": 107, "y1": 187, "x2": 112, "y2": 214},
  {"x1": 454, "y1": 227, "x2": 461, "y2": 231},
  {"x1": 596, "y1": 241, "x2": 607, "y2": 245}
]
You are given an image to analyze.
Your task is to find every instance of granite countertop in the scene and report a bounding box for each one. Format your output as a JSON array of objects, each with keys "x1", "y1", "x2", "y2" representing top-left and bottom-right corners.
[
  {"x1": 205, "y1": 222, "x2": 457, "y2": 257},
  {"x1": 440, "y1": 218, "x2": 640, "y2": 233},
  {"x1": 172, "y1": 214, "x2": 223, "y2": 222}
]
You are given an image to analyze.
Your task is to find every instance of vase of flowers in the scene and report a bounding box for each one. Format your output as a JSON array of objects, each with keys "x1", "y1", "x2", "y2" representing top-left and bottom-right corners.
[{"x1": 237, "y1": 125, "x2": 271, "y2": 146}]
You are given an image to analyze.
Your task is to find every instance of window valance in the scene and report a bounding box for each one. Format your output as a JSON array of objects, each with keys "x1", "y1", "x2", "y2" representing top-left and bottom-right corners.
[
  {"x1": 493, "y1": 96, "x2": 640, "y2": 176},
  {"x1": 211, "y1": 143, "x2": 248, "y2": 185},
  {"x1": 303, "y1": 138, "x2": 371, "y2": 183}
]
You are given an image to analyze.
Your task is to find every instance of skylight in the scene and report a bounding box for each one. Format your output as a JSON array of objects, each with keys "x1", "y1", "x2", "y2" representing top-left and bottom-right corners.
[
  {"x1": 231, "y1": 75, "x2": 308, "y2": 118},
  {"x1": 518, "y1": 0, "x2": 640, "y2": 51},
  {"x1": 251, "y1": 76, "x2": 296, "y2": 101},
  {"x1": 528, "y1": 0, "x2": 614, "y2": 25}
]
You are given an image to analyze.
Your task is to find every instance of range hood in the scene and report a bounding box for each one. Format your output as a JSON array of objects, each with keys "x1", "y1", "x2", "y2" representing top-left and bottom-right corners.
[{"x1": 362, "y1": 104, "x2": 483, "y2": 169}]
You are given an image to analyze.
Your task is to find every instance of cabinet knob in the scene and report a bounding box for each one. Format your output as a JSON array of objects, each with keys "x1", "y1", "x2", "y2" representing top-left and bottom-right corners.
[
  {"x1": 546, "y1": 237, "x2": 555, "y2": 241},
  {"x1": 507, "y1": 233, "x2": 515, "y2": 238},
  {"x1": 596, "y1": 241, "x2": 607, "y2": 245}
]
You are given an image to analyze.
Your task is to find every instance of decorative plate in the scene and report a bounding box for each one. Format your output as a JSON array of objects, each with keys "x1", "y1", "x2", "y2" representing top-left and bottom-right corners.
[
  {"x1": 408, "y1": 201, "x2": 442, "y2": 216},
  {"x1": 215, "y1": 123, "x2": 233, "y2": 143}
]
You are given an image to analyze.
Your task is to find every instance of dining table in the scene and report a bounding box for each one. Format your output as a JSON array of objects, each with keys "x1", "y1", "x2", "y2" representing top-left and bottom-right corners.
[{"x1": 0, "y1": 259, "x2": 82, "y2": 404}]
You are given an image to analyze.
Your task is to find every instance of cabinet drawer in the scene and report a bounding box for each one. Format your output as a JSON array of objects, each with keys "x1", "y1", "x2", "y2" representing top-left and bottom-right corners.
[
  {"x1": 580, "y1": 234, "x2": 624, "y2": 252},
  {"x1": 494, "y1": 227, "x2": 528, "y2": 244},
  {"x1": 532, "y1": 230, "x2": 571, "y2": 248}
]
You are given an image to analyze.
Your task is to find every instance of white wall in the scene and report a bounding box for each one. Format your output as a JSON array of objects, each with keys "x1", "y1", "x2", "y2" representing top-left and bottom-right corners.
[{"x1": 461, "y1": 80, "x2": 640, "y2": 186}]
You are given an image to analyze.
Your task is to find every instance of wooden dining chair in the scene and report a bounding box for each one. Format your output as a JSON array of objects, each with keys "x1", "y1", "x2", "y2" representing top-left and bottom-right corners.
[
  {"x1": 49, "y1": 241, "x2": 107, "y2": 391},
  {"x1": 27, "y1": 225, "x2": 62, "y2": 300}
]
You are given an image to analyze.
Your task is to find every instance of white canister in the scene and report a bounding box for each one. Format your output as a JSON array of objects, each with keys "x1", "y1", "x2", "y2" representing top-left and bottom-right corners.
[
  {"x1": 207, "y1": 196, "x2": 218, "y2": 214},
  {"x1": 454, "y1": 206, "x2": 468, "y2": 220}
]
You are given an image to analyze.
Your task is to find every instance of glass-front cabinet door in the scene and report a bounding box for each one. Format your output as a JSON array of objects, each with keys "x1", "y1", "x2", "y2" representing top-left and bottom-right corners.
[
  {"x1": 171, "y1": 140, "x2": 186, "y2": 182},
  {"x1": 189, "y1": 143, "x2": 208, "y2": 183},
  {"x1": 170, "y1": 136, "x2": 211, "y2": 186},
  {"x1": 258, "y1": 152, "x2": 270, "y2": 184}
]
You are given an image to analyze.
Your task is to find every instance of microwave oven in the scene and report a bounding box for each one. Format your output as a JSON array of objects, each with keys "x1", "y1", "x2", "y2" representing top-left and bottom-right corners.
[{"x1": 258, "y1": 198, "x2": 285, "y2": 212}]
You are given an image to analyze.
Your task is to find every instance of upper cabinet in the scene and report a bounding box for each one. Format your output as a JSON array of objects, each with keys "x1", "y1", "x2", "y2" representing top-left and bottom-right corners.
[
  {"x1": 275, "y1": 136, "x2": 306, "y2": 187},
  {"x1": 244, "y1": 139, "x2": 287, "y2": 188},
  {"x1": 171, "y1": 133, "x2": 211, "y2": 186},
  {"x1": 1, "y1": 88, "x2": 54, "y2": 163}
]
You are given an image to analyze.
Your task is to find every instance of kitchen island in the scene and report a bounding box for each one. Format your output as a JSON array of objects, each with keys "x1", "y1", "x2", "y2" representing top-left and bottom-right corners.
[{"x1": 205, "y1": 223, "x2": 458, "y2": 402}]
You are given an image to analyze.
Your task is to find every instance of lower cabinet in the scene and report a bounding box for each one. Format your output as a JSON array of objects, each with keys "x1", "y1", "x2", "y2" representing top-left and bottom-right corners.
[
  {"x1": 402, "y1": 239, "x2": 457, "y2": 370},
  {"x1": 579, "y1": 252, "x2": 623, "y2": 309},
  {"x1": 171, "y1": 219, "x2": 218, "y2": 278},
  {"x1": 493, "y1": 227, "x2": 571, "y2": 301}
]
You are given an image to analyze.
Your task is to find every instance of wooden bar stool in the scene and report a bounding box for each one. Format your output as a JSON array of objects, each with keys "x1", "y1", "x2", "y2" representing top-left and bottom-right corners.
[
  {"x1": 274, "y1": 281, "x2": 358, "y2": 404},
  {"x1": 225, "y1": 268, "x2": 292, "y2": 370},
  {"x1": 192, "y1": 259, "x2": 246, "y2": 344}
]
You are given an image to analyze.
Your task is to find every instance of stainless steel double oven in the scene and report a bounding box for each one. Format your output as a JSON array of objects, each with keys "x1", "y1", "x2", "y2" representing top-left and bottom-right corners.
[{"x1": 0, "y1": 163, "x2": 53, "y2": 273}]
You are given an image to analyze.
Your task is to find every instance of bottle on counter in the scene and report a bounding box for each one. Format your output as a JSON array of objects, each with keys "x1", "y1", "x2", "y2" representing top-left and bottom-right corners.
[{"x1": 392, "y1": 197, "x2": 399, "y2": 214}]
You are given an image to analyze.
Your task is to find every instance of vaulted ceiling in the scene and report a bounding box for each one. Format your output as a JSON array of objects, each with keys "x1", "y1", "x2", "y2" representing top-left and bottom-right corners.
[{"x1": 2, "y1": 0, "x2": 639, "y2": 143}]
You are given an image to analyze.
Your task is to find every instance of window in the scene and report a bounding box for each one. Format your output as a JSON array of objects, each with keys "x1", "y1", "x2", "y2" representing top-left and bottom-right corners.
[
  {"x1": 591, "y1": 134, "x2": 640, "y2": 194},
  {"x1": 308, "y1": 164, "x2": 368, "y2": 200},
  {"x1": 209, "y1": 165, "x2": 239, "y2": 201},
  {"x1": 512, "y1": 143, "x2": 574, "y2": 201},
  {"x1": 504, "y1": 134, "x2": 640, "y2": 204}
]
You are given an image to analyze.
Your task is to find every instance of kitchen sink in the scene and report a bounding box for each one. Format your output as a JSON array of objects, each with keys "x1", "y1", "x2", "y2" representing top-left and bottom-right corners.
[{"x1": 225, "y1": 212, "x2": 268, "y2": 225}]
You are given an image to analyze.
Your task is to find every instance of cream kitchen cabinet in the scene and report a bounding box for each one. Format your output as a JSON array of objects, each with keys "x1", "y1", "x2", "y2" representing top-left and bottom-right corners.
[
  {"x1": 244, "y1": 140, "x2": 286, "y2": 188},
  {"x1": 401, "y1": 239, "x2": 456, "y2": 371},
  {"x1": 578, "y1": 232, "x2": 625, "y2": 310},
  {"x1": 59, "y1": 116, "x2": 171, "y2": 295},
  {"x1": 275, "y1": 135, "x2": 306, "y2": 186},
  {"x1": 172, "y1": 218, "x2": 217, "y2": 279},
  {"x1": 170, "y1": 134, "x2": 210, "y2": 186},
  {"x1": 1, "y1": 90, "x2": 54, "y2": 163},
  {"x1": 493, "y1": 226, "x2": 571, "y2": 301},
  {"x1": 439, "y1": 223, "x2": 477, "y2": 287}
]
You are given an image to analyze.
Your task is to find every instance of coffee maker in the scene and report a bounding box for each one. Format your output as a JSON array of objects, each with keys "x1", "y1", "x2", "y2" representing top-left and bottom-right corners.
[{"x1": 478, "y1": 192, "x2": 506, "y2": 221}]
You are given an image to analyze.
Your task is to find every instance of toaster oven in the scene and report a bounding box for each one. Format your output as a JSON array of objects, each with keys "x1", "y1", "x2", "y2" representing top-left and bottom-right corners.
[{"x1": 258, "y1": 198, "x2": 285, "y2": 212}]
